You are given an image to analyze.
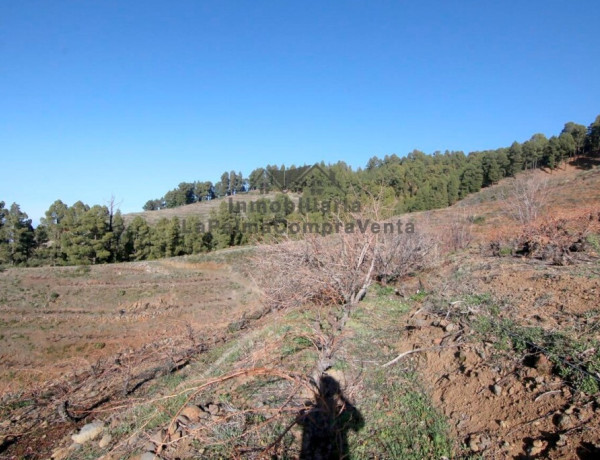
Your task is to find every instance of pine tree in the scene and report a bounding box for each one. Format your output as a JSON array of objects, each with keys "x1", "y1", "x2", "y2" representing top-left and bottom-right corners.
[
  {"x1": 459, "y1": 161, "x2": 484, "y2": 197},
  {"x1": 507, "y1": 142, "x2": 524, "y2": 176},
  {"x1": 211, "y1": 201, "x2": 246, "y2": 249},
  {"x1": 248, "y1": 168, "x2": 267, "y2": 191},
  {"x1": 483, "y1": 156, "x2": 501, "y2": 185},
  {"x1": 60, "y1": 201, "x2": 94, "y2": 265},
  {"x1": 4, "y1": 203, "x2": 35, "y2": 265},
  {"x1": 194, "y1": 181, "x2": 214, "y2": 201},
  {"x1": 0, "y1": 201, "x2": 9, "y2": 264},
  {"x1": 495, "y1": 148, "x2": 510, "y2": 178},
  {"x1": 543, "y1": 136, "x2": 560, "y2": 171},
  {"x1": 181, "y1": 216, "x2": 206, "y2": 254},
  {"x1": 447, "y1": 174, "x2": 460, "y2": 205},
  {"x1": 81, "y1": 205, "x2": 112, "y2": 264},
  {"x1": 587, "y1": 115, "x2": 600, "y2": 154},
  {"x1": 218, "y1": 172, "x2": 230, "y2": 197},
  {"x1": 111, "y1": 211, "x2": 126, "y2": 261},
  {"x1": 32, "y1": 225, "x2": 50, "y2": 263},
  {"x1": 143, "y1": 199, "x2": 163, "y2": 211},
  {"x1": 166, "y1": 217, "x2": 183, "y2": 257},
  {"x1": 235, "y1": 171, "x2": 244, "y2": 193},
  {"x1": 126, "y1": 216, "x2": 153, "y2": 260},
  {"x1": 561, "y1": 122, "x2": 587, "y2": 156},
  {"x1": 39, "y1": 200, "x2": 69, "y2": 264},
  {"x1": 558, "y1": 132, "x2": 575, "y2": 163},
  {"x1": 525, "y1": 134, "x2": 548, "y2": 169}
]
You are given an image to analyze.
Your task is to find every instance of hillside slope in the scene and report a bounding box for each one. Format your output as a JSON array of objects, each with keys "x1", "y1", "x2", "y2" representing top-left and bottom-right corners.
[
  {"x1": 1, "y1": 160, "x2": 599, "y2": 459},
  {"x1": 124, "y1": 191, "x2": 301, "y2": 225}
]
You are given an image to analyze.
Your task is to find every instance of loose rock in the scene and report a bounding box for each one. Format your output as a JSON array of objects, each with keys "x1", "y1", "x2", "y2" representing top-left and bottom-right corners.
[
  {"x1": 51, "y1": 447, "x2": 71, "y2": 460},
  {"x1": 140, "y1": 453, "x2": 159, "y2": 460},
  {"x1": 206, "y1": 403, "x2": 221, "y2": 415},
  {"x1": 180, "y1": 405, "x2": 204, "y2": 422},
  {"x1": 529, "y1": 439, "x2": 544, "y2": 456},
  {"x1": 98, "y1": 433, "x2": 112, "y2": 448},
  {"x1": 564, "y1": 405, "x2": 574, "y2": 415},
  {"x1": 445, "y1": 322, "x2": 457, "y2": 332},
  {"x1": 72, "y1": 421, "x2": 104, "y2": 444},
  {"x1": 556, "y1": 413, "x2": 572, "y2": 430},
  {"x1": 533, "y1": 354, "x2": 553, "y2": 375},
  {"x1": 150, "y1": 429, "x2": 167, "y2": 445},
  {"x1": 468, "y1": 435, "x2": 480, "y2": 452}
]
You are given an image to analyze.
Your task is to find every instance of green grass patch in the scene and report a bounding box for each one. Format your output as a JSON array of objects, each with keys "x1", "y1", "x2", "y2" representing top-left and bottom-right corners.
[
  {"x1": 472, "y1": 316, "x2": 600, "y2": 394},
  {"x1": 468, "y1": 215, "x2": 486, "y2": 224},
  {"x1": 586, "y1": 233, "x2": 600, "y2": 253},
  {"x1": 280, "y1": 335, "x2": 313, "y2": 358},
  {"x1": 351, "y1": 369, "x2": 454, "y2": 459},
  {"x1": 499, "y1": 246, "x2": 512, "y2": 256},
  {"x1": 344, "y1": 287, "x2": 459, "y2": 458},
  {"x1": 409, "y1": 291, "x2": 428, "y2": 302}
]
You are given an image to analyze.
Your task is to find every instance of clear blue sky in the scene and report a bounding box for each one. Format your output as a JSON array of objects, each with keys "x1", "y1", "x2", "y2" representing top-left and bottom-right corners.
[{"x1": 1, "y1": 0, "x2": 599, "y2": 223}]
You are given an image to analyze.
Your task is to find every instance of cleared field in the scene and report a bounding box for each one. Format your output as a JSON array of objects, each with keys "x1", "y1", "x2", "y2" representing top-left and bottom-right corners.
[
  {"x1": 0, "y1": 257, "x2": 256, "y2": 397},
  {"x1": 1, "y1": 161, "x2": 599, "y2": 459},
  {"x1": 123, "y1": 190, "x2": 301, "y2": 225}
]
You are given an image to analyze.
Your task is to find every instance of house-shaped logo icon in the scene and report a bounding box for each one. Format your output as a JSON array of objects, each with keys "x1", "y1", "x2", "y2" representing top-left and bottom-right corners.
[{"x1": 264, "y1": 164, "x2": 344, "y2": 195}]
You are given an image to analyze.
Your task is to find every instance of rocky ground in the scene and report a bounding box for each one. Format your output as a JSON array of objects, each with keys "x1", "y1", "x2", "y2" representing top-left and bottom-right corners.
[{"x1": 1, "y1": 161, "x2": 600, "y2": 459}]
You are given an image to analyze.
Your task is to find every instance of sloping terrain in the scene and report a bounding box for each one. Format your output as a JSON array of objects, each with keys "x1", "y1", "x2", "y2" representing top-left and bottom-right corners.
[
  {"x1": 0, "y1": 257, "x2": 254, "y2": 394},
  {"x1": 1, "y1": 160, "x2": 599, "y2": 459},
  {"x1": 123, "y1": 192, "x2": 301, "y2": 225},
  {"x1": 0, "y1": 250, "x2": 264, "y2": 458}
]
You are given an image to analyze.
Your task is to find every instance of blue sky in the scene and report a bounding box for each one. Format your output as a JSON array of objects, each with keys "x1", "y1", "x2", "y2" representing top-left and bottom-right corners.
[{"x1": 1, "y1": 0, "x2": 599, "y2": 223}]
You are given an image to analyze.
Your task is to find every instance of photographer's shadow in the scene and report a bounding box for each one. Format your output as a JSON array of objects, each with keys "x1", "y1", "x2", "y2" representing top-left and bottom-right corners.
[{"x1": 298, "y1": 374, "x2": 364, "y2": 460}]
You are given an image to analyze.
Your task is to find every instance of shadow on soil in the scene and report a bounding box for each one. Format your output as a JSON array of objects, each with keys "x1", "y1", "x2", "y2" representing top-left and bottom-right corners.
[
  {"x1": 297, "y1": 374, "x2": 364, "y2": 460},
  {"x1": 570, "y1": 155, "x2": 600, "y2": 170},
  {"x1": 577, "y1": 442, "x2": 600, "y2": 459}
]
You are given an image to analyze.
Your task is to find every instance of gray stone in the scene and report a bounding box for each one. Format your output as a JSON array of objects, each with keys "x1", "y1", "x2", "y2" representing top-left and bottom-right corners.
[
  {"x1": 98, "y1": 433, "x2": 112, "y2": 448},
  {"x1": 51, "y1": 447, "x2": 70, "y2": 460},
  {"x1": 150, "y1": 429, "x2": 167, "y2": 445},
  {"x1": 71, "y1": 421, "x2": 104, "y2": 444},
  {"x1": 140, "y1": 453, "x2": 160, "y2": 460},
  {"x1": 445, "y1": 322, "x2": 457, "y2": 332},
  {"x1": 206, "y1": 403, "x2": 221, "y2": 415}
]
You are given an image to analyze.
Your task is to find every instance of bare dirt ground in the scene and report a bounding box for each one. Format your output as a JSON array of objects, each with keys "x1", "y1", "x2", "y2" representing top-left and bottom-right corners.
[
  {"x1": 0, "y1": 258, "x2": 253, "y2": 395},
  {"x1": 399, "y1": 250, "x2": 600, "y2": 459},
  {"x1": 0, "y1": 251, "x2": 263, "y2": 458},
  {"x1": 123, "y1": 191, "x2": 301, "y2": 225},
  {"x1": 390, "y1": 158, "x2": 600, "y2": 458},
  {"x1": 1, "y1": 159, "x2": 599, "y2": 459}
]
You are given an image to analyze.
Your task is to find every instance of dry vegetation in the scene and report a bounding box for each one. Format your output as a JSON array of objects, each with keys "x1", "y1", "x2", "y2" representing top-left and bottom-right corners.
[
  {"x1": 1, "y1": 159, "x2": 600, "y2": 459},
  {"x1": 123, "y1": 192, "x2": 300, "y2": 225}
]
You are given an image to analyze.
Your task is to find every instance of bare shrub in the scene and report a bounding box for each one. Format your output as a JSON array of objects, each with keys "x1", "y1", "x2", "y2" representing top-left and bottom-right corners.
[
  {"x1": 252, "y1": 230, "x2": 377, "y2": 310},
  {"x1": 501, "y1": 174, "x2": 550, "y2": 224},
  {"x1": 374, "y1": 229, "x2": 438, "y2": 284},
  {"x1": 513, "y1": 209, "x2": 600, "y2": 265},
  {"x1": 443, "y1": 213, "x2": 473, "y2": 252},
  {"x1": 251, "y1": 221, "x2": 438, "y2": 310}
]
